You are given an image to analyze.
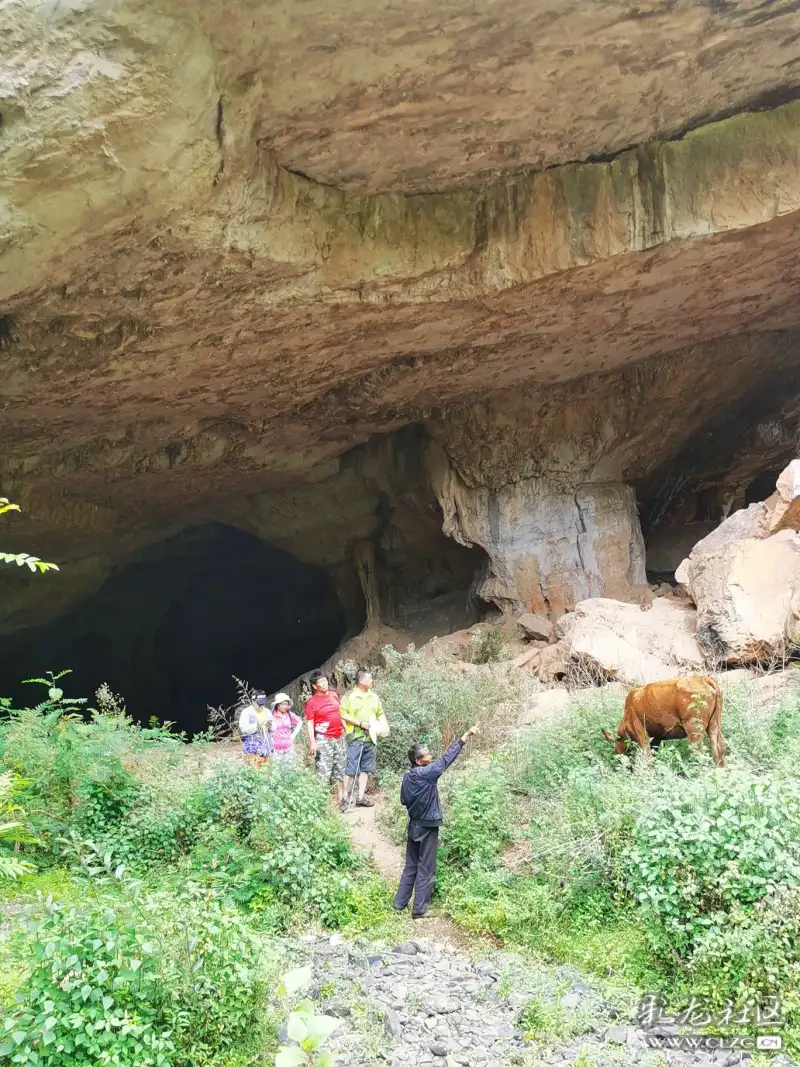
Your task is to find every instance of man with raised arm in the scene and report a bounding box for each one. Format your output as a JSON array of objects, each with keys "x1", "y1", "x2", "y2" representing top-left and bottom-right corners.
[{"x1": 393, "y1": 723, "x2": 480, "y2": 920}]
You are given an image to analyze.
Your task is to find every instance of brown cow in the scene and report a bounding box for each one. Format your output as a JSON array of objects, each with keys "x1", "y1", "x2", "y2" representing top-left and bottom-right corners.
[{"x1": 602, "y1": 675, "x2": 725, "y2": 767}]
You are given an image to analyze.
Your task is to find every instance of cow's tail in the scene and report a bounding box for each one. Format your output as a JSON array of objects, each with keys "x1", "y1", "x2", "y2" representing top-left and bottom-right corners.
[{"x1": 708, "y1": 677, "x2": 726, "y2": 767}]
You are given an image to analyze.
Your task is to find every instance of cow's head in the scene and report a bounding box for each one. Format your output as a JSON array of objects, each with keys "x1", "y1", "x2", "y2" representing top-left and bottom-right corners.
[{"x1": 602, "y1": 728, "x2": 627, "y2": 755}]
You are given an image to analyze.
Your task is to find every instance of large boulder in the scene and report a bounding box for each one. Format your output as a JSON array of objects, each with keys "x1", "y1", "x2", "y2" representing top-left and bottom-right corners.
[
  {"x1": 767, "y1": 460, "x2": 800, "y2": 535},
  {"x1": 517, "y1": 613, "x2": 555, "y2": 642},
  {"x1": 556, "y1": 597, "x2": 704, "y2": 686},
  {"x1": 680, "y1": 530, "x2": 800, "y2": 664},
  {"x1": 676, "y1": 459, "x2": 800, "y2": 663}
]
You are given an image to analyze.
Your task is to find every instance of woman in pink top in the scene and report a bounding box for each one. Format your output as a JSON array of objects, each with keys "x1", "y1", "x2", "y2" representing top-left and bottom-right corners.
[{"x1": 270, "y1": 693, "x2": 301, "y2": 766}]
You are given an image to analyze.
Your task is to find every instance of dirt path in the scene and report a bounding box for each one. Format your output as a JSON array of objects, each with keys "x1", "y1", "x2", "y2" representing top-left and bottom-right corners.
[{"x1": 344, "y1": 793, "x2": 479, "y2": 950}]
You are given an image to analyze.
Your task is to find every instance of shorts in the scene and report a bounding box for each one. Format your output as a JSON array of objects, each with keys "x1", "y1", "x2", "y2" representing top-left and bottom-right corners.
[
  {"x1": 272, "y1": 748, "x2": 296, "y2": 768},
  {"x1": 345, "y1": 739, "x2": 377, "y2": 776},
  {"x1": 314, "y1": 735, "x2": 346, "y2": 783}
]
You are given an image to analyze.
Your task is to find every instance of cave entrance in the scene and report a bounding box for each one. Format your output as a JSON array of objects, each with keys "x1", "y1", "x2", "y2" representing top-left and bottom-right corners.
[{"x1": 0, "y1": 524, "x2": 351, "y2": 734}]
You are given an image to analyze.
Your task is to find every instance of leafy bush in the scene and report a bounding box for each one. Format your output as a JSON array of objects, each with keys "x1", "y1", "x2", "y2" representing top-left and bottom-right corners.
[
  {"x1": 625, "y1": 771, "x2": 800, "y2": 956},
  {"x1": 688, "y1": 884, "x2": 800, "y2": 1017},
  {"x1": 0, "y1": 772, "x2": 39, "y2": 880},
  {"x1": 276, "y1": 966, "x2": 341, "y2": 1067},
  {"x1": 376, "y1": 643, "x2": 524, "y2": 772},
  {"x1": 0, "y1": 679, "x2": 182, "y2": 849},
  {"x1": 2, "y1": 875, "x2": 267, "y2": 1067},
  {"x1": 439, "y1": 766, "x2": 513, "y2": 870},
  {"x1": 244, "y1": 764, "x2": 357, "y2": 927},
  {"x1": 463, "y1": 626, "x2": 509, "y2": 665}
]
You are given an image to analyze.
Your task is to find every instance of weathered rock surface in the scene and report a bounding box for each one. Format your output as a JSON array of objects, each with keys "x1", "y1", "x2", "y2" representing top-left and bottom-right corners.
[
  {"x1": 557, "y1": 597, "x2": 704, "y2": 685},
  {"x1": 516, "y1": 613, "x2": 554, "y2": 642},
  {"x1": 677, "y1": 460, "x2": 800, "y2": 663},
  {"x1": 683, "y1": 530, "x2": 800, "y2": 664},
  {"x1": 768, "y1": 460, "x2": 800, "y2": 534},
  {"x1": 5, "y1": 0, "x2": 800, "y2": 705},
  {"x1": 428, "y1": 443, "x2": 647, "y2": 615}
]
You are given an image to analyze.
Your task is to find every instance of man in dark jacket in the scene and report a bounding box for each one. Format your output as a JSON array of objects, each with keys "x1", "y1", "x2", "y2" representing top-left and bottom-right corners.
[{"x1": 393, "y1": 723, "x2": 479, "y2": 919}]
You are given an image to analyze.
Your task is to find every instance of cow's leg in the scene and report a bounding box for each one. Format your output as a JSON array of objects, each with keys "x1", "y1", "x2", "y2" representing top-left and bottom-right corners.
[
  {"x1": 631, "y1": 719, "x2": 652, "y2": 758},
  {"x1": 682, "y1": 715, "x2": 707, "y2": 756}
]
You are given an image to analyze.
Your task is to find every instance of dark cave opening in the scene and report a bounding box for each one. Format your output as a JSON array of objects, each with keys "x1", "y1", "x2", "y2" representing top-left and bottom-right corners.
[
  {"x1": 0, "y1": 524, "x2": 353, "y2": 734},
  {"x1": 745, "y1": 467, "x2": 784, "y2": 505}
]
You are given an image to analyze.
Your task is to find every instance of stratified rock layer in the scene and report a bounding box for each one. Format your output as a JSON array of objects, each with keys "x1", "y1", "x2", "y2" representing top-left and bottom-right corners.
[{"x1": 4, "y1": 0, "x2": 800, "y2": 644}]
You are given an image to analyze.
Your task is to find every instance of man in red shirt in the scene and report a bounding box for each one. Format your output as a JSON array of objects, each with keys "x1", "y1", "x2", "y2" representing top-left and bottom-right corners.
[{"x1": 304, "y1": 670, "x2": 347, "y2": 810}]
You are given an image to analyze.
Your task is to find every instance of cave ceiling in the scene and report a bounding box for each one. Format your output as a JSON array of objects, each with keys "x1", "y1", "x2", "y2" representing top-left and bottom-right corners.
[{"x1": 3, "y1": 0, "x2": 800, "y2": 590}]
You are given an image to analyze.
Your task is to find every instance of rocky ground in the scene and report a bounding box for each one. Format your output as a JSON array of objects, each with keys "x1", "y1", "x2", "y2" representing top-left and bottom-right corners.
[
  {"x1": 278, "y1": 931, "x2": 791, "y2": 1067},
  {"x1": 285, "y1": 800, "x2": 796, "y2": 1067}
]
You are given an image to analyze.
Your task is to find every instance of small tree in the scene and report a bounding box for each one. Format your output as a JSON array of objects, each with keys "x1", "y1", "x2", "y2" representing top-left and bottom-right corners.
[{"x1": 0, "y1": 498, "x2": 58, "y2": 573}]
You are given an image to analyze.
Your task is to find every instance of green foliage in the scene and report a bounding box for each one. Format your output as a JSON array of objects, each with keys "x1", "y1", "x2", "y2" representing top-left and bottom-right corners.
[
  {"x1": 276, "y1": 966, "x2": 340, "y2": 1067},
  {"x1": 243, "y1": 764, "x2": 358, "y2": 927},
  {"x1": 375, "y1": 643, "x2": 522, "y2": 772},
  {"x1": 517, "y1": 996, "x2": 570, "y2": 1041},
  {"x1": 439, "y1": 766, "x2": 513, "y2": 870},
  {"x1": 463, "y1": 626, "x2": 509, "y2": 665},
  {"x1": 0, "y1": 677, "x2": 183, "y2": 854},
  {"x1": 0, "y1": 498, "x2": 59, "y2": 574},
  {"x1": 0, "y1": 772, "x2": 39, "y2": 880},
  {"x1": 1, "y1": 867, "x2": 267, "y2": 1067},
  {"x1": 688, "y1": 884, "x2": 800, "y2": 1017},
  {"x1": 625, "y1": 771, "x2": 800, "y2": 956}
]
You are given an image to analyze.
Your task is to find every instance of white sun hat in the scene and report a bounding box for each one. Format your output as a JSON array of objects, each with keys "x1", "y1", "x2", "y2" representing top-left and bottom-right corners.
[{"x1": 271, "y1": 692, "x2": 293, "y2": 709}]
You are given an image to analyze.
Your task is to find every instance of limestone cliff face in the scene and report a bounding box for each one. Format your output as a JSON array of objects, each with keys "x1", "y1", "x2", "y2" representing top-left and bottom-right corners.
[
  {"x1": 4, "y1": 0, "x2": 800, "y2": 645},
  {"x1": 426, "y1": 441, "x2": 646, "y2": 615}
]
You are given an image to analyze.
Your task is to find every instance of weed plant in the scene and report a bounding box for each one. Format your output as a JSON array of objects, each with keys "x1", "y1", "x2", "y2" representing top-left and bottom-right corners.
[
  {"x1": 0, "y1": 676, "x2": 395, "y2": 1066},
  {"x1": 376, "y1": 642, "x2": 527, "y2": 771}
]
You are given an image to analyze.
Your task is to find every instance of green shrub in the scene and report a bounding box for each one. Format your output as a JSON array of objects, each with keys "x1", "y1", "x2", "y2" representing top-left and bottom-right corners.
[
  {"x1": 440, "y1": 766, "x2": 513, "y2": 870},
  {"x1": 0, "y1": 772, "x2": 39, "y2": 880},
  {"x1": 1, "y1": 879, "x2": 267, "y2": 1067},
  {"x1": 0, "y1": 683, "x2": 183, "y2": 850},
  {"x1": 688, "y1": 885, "x2": 800, "y2": 1018},
  {"x1": 73, "y1": 765, "x2": 142, "y2": 840},
  {"x1": 245, "y1": 764, "x2": 357, "y2": 927},
  {"x1": 464, "y1": 627, "x2": 509, "y2": 665},
  {"x1": 376, "y1": 643, "x2": 523, "y2": 772},
  {"x1": 625, "y1": 771, "x2": 800, "y2": 956}
]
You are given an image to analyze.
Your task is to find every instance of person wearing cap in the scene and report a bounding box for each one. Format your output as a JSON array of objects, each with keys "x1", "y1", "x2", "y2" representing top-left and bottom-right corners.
[
  {"x1": 340, "y1": 669, "x2": 387, "y2": 809},
  {"x1": 270, "y1": 693, "x2": 301, "y2": 766},
  {"x1": 239, "y1": 690, "x2": 274, "y2": 768}
]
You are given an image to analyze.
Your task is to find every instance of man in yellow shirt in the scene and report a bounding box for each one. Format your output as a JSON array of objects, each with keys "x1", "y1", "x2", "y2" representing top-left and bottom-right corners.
[{"x1": 340, "y1": 669, "x2": 387, "y2": 809}]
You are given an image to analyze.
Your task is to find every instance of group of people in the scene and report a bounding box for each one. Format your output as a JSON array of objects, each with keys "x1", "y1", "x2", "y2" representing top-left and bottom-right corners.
[
  {"x1": 238, "y1": 667, "x2": 389, "y2": 811},
  {"x1": 238, "y1": 667, "x2": 479, "y2": 918}
]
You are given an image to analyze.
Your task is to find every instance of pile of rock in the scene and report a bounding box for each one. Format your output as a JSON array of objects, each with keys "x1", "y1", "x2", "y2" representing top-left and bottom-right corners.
[
  {"x1": 512, "y1": 460, "x2": 800, "y2": 684},
  {"x1": 276, "y1": 932, "x2": 790, "y2": 1067},
  {"x1": 282, "y1": 933, "x2": 701, "y2": 1067}
]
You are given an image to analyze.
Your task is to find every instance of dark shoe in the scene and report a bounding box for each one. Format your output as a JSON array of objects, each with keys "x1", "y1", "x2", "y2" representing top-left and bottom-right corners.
[
  {"x1": 356, "y1": 797, "x2": 375, "y2": 808},
  {"x1": 392, "y1": 901, "x2": 407, "y2": 912},
  {"x1": 412, "y1": 911, "x2": 429, "y2": 920},
  {"x1": 339, "y1": 799, "x2": 351, "y2": 813}
]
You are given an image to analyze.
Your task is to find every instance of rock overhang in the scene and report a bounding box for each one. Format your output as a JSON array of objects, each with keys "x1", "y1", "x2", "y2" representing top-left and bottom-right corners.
[{"x1": 4, "y1": 0, "x2": 800, "y2": 630}]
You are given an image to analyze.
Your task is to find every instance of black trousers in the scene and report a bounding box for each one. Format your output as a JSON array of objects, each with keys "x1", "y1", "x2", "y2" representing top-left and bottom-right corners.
[{"x1": 393, "y1": 822, "x2": 439, "y2": 917}]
